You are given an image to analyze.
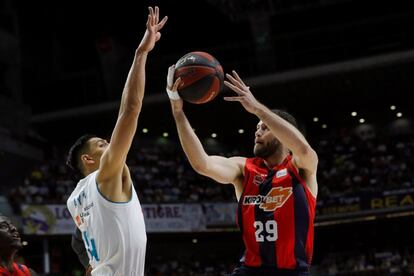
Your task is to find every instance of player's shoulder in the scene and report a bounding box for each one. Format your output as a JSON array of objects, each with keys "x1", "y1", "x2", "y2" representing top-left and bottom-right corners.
[
  {"x1": 229, "y1": 156, "x2": 247, "y2": 164},
  {"x1": 243, "y1": 156, "x2": 264, "y2": 167},
  {"x1": 67, "y1": 171, "x2": 97, "y2": 207},
  {"x1": 228, "y1": 156, "x2": 248, "y2": 171},
  {"x1": 76, "y1": 171, "x2": 98, "y2": 189}
]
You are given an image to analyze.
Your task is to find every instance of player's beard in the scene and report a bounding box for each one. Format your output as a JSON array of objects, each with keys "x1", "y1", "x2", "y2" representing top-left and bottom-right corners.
[{"x1": 254, "y1": 138, "x2": 280, "y2": 158}]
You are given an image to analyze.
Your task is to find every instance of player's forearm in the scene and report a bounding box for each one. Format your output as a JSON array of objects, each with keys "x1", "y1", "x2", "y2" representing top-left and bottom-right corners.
[
  {"x1": 118, "y1": 50, "x2": 148, "y2": 116},
  {"x1": 255, "y1": 104, "x2": 314, "y2": 157},
  {"x1": 173, "y1": 110, "x2": 209, "y2": 172}
]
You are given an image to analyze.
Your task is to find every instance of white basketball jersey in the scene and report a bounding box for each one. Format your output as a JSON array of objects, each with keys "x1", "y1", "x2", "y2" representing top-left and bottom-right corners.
[{"x1": 67, "y1": 171, "x2": 147, "y2": 276}]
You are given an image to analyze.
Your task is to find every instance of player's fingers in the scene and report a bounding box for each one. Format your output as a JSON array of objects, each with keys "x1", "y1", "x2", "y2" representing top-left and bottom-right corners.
[
  {"x1": 167, "y1": 65, "x2": 175, "y2": 87},
  {"x1": 224, "y1": 96, "x2": 243, "y2": 102},
  {"x1": 149, "y1": 7, "x2": 155, "y2": 25},
  {"x1": 225, "y1": 73, "x2": 244, "y2": 90},
  {"x1": 146, "y1": 15, "x2": 150, "y2": 27},
  {"x1": 158, "y1": 16, "x2": 168, "y2": 30},
  {"x1": 172, "y1": 77, "x2": 182, "y2": 91},
  {"x1": 224, "y1": 80, "x2": 245, "y2": 95},
  {"x1": 232, "y1": 70, "x2": 247, "y2": 87},
  {"x1": 155, "y1": 6, "x2": 159, "y2": 23}
]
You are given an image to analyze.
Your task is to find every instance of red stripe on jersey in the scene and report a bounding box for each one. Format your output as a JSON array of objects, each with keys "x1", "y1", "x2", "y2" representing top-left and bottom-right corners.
[
  {"x1": 305, "y1": 191, "x2": 316, "y2": 264},
  {"x1": 241, "y1": 158, "x2": 262, "y2": 266}
]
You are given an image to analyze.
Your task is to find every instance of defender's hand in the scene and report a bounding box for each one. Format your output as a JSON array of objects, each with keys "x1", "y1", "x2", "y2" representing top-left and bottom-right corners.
[{"x1": 137, "y1": 6, "x2": 168, "y2": 53}]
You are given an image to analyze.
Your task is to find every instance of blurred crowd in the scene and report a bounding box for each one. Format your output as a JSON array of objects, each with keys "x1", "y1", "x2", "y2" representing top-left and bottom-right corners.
[
  {"x1": 7, "y1": 125, "x2": 414, "y2": 210},
  {"x1": 316, "y1": 129, "x2": 414, "y2": 200},
  {"x1": 312, "y1": 247, "x2": 414, "y2": 275}
]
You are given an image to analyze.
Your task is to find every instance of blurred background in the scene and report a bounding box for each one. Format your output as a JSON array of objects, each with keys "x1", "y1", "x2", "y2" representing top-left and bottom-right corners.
[{"x1": 1, "y1": 0, "x2": 414, "y2": 275}]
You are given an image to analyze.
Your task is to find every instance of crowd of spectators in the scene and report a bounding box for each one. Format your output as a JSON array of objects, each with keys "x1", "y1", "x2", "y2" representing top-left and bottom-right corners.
[
  {"x1": 316, "y1": 128, "x2": 414, "y2": 200},
  {"x1": 312, "y1": 247, "x2": 414, "y2": 275},
  {"x1": 7, "y1": 124, "x2": 414, "y2": 209}
]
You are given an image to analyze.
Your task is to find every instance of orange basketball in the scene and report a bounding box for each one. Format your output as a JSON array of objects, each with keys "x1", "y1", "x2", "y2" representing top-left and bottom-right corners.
[{"x1": 174, "y1": 51, "x2": 224, "y2": 104}]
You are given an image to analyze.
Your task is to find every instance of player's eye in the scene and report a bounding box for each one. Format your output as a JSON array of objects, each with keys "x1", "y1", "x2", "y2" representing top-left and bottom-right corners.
[{"x1": 0, "y1": 222, "x2": 9, "y2": 229}]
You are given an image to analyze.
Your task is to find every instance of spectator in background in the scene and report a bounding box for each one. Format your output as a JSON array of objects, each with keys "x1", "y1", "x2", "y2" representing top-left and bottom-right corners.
[{"x1": 0, "y1": 215, "x2": 37, "y2": 276}]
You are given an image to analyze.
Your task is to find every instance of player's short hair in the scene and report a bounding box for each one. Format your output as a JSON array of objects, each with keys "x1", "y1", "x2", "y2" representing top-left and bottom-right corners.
[
  {"x1": 271, "y1": 109, "x2": 299, "y2": 130},
  {"x1": 66, "y1": 134, "x2": 96, "y2": 175}
]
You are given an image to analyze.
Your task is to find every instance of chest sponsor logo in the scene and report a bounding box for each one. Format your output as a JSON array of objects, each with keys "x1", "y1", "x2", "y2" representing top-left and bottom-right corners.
[
  {"x1": 75, "y1": 202, "x2": 94, "y2": 227},
  {"x1": 75, "y1": 214, "x2": 83, "y2": 226},
  {"x1": 276, "y1": 168, "x2": 287, "y2": 178},
  {"x1": 243, "y1": 187, "x2": 293, "y2": 211},
  {"x1": 73, "y1": 191, "x2": 87, "y2": 207}
]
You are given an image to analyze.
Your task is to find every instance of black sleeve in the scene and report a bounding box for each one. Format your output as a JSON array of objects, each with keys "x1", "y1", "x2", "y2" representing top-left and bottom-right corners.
[
  {"x1": 29, "y1": 268, "x2": 38, "y2": 276},
  {"x1": 71, "y1": 227, "x2": 90, "y2": 269}
]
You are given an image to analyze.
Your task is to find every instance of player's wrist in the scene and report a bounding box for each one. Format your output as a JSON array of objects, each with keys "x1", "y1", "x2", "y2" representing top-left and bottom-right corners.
[
  {"x1": 135, "y1": 47, "x2": 150, "y2": 56},
  {"x1": 166, "y1": 87, "x2": 181, "y2": 101},
  {"x1": 252, "y1": 102, "x2": 266, "y2": 117},
  {"x1": 171, "y1": 106, "x2": 184, "y2": 116}
]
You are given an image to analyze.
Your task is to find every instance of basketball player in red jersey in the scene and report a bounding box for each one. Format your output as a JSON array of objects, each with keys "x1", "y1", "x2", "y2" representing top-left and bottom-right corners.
[
  {"x1": 166, "y1": 68, "x2": 318, "y2": 275},
  {"x1": 0, "y1": 215, "x2": 37, "y2": 276}
]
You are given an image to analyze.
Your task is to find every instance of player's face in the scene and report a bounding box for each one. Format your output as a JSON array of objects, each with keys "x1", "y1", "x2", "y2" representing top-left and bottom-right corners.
[
  {"x1": 0, "y1": 216, "x2": 22, "y2": 251},
  {"x1": 87, "y1": 137, "x2": 109, "y2": 160},
  {"x1": 253, "y1": 121, "x2": 281, "y2": 158}
]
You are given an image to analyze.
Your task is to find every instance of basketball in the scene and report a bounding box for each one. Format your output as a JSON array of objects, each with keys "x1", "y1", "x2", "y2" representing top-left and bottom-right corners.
[{"x1": 174, "y1": 51, "x2": 224, "y2": 104}]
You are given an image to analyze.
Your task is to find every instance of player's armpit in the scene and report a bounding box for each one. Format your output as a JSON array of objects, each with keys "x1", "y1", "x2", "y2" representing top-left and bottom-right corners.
[
  {"x1": 200, "y1": 156, "x2": 246, "y2": 185},
  {"x1": 292, "y1": 147, "x2": 318, "y2": 174}
]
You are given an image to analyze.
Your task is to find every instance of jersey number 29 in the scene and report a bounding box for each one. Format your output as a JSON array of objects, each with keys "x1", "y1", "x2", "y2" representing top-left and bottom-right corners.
[{"x1": 254, "y1": 221, "x2": 278, "y2": 242}]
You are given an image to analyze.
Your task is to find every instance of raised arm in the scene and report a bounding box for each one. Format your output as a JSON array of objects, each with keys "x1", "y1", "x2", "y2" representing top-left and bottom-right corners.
[
  {"x1": 166, "y1": 66, "x2": 246, "y2": 199},
  {"x1": 97, "y1": 7, "x2": 167, "y2": 188},
  {"x1": 224, "y1": 70, "x2": 318, "y2": 195}
]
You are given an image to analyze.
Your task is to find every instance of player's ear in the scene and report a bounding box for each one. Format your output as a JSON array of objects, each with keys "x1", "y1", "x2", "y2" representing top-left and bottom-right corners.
[{"x1": 81, "y1": 154, "x2": 95, "y2": 166}]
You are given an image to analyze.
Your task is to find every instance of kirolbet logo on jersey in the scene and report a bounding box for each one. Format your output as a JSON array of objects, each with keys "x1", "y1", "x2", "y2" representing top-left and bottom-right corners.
[{"x1": 243, "y1": 187, "x2": 293, "y2": 211}]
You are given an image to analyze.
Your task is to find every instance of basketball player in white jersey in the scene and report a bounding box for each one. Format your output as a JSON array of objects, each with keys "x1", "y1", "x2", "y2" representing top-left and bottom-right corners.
[{"x1": 65, "y1": 6, "x2": 167, "y2": 275}]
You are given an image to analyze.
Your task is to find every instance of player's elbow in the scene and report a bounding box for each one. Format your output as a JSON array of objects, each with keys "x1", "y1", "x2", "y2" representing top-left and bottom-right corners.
[
  {"x1": 192, "y1": 161, "x2": 208, "y2": 175},
  {"x1": 303, "y1": 146, "x2": 319, "y2": 168},
  {"x1": 191, "y1": 156, "x2": 211, "y2": 175},
  {"x1": 298, "y1": 145, "x2": 318, "y2": 163}
]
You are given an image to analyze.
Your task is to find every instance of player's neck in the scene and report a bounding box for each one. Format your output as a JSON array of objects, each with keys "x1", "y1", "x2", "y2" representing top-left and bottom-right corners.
[
  {"x1": 263, "y1": 151, "x2": 289, "y2": 169},
  {"x1": 84, "y1": 166, "x2": 99, "y2": 176},
  {"x1": 0, "y1": 252, "x2": 15, "y2": 272}
]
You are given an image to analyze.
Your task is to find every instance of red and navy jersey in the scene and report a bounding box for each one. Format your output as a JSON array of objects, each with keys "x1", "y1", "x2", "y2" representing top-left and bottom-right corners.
[
  {"x1": 0, "y1": 263, "x2": 31, "y2": 276},
  {"x1": 237, "y1": 155, "x2": 316, "y2": 270}
]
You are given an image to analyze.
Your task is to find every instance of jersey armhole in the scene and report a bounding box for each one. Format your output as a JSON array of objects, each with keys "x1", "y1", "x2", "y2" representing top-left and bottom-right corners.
[{"x1": 239, "y1": 158, "x2": 252, "y2": 201}]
